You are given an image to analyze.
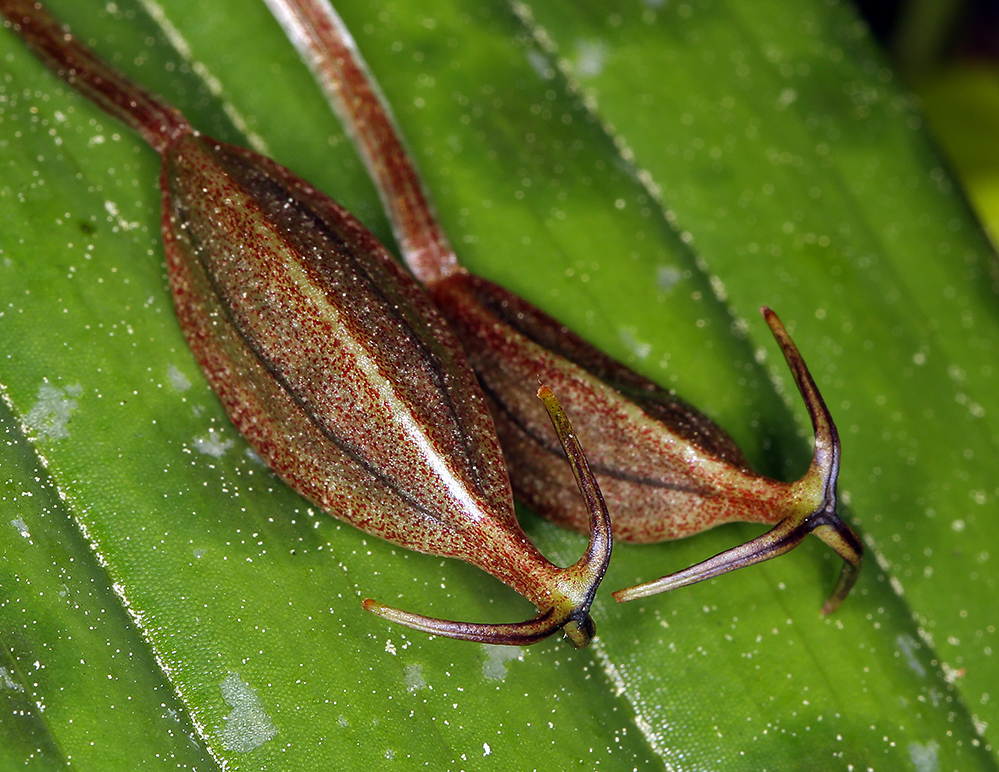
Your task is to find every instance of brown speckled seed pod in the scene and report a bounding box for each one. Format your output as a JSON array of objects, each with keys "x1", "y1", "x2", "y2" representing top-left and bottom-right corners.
[
  {"x1": 267, "y1": 0, "x2": 862, "y2": 614},
  {"x1": 1, "y1": 0, "x2": 613, "y2": 647}
]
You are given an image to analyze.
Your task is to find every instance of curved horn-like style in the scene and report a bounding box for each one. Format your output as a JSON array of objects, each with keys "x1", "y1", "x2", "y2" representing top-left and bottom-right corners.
[
  {"x1": 613, "y1": 308, "x2": 861, "y2": 614},
  {"x1": 365, "y1": 386, "x2": 611, "y2": 648}
]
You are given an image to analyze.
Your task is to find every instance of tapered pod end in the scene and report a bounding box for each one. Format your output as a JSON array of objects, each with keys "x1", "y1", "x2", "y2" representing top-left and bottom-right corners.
[
  {"x1": 537, "y1": 385, "x2": 613, "y2": 648},
  {"x1": 613, "y1": 308, "x2": 862, "y2": 611},
  {"x1": 362, "y1": 387, "x2": 612, "y2": 647},
  {"x1": 361, "y1": 599, "x2": 567, "y2": 646}
]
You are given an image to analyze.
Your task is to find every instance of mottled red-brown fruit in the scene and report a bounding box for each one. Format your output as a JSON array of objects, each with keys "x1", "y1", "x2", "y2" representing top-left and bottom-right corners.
[
  {"x1": 269, "y1": 0, "x2": 861, "y2": 614},
  {"x1": 2, "y1": 0, "x2": 614, "y2": 647}
]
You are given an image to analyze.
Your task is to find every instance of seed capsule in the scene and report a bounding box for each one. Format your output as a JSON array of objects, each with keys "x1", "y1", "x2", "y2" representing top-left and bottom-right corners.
[
  {"x1": 268, "y1": 0, "x2": 862, "y2": 613},
  {"x1": 2, "y1": 0, "x2": 613, "y2": 646}
]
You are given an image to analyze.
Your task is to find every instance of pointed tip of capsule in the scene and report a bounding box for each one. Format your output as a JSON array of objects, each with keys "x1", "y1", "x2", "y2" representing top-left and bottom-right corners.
[
  {"x1": 358, "y1": 386, "x2": 611, "y2": 648},
  {"x1": 761, "y1": 307, "x2": 862, "y2": 612},
  {"x1": 613, "y1": 307, "x2": 862, "y2": 611},
  {"x1": 536, "y1": 384, "x2": 613, "y2": 644},
  {"x1": 362, "y1": 598, "x2": 571, "y2": 646}
]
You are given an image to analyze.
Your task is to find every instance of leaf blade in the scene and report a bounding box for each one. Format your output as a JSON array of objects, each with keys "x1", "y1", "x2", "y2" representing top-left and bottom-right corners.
[{"x1": 1, "y1": 0, "x2": 996, "y2": 769}]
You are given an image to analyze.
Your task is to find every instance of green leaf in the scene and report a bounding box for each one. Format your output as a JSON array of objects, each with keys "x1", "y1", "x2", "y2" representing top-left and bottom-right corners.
[
  {"x1": 0, "y1": 0, "x2": 995, "y2": 769},
  {"x1": 918, "y1": 63, "x2": 999, "y2": 237}
]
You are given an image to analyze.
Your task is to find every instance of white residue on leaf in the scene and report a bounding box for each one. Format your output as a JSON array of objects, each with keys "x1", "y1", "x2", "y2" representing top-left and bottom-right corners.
[
  {"x1": 167, "y1": 364, "x2": 192, "y2": 392},
  {"x1": 619, "y1": 327, "x2": 652, "y2": 360},
  {"x1": 656, "y1": 264, "x2": 683, "y2": 292},
  {"x1": 193, "y1": 429, "x2": 234, "y2": 458},
  {"x1": 404, "y1": 664, "x2": 426, "y2": 692},
  {"x1": 482, "y1": 644, "x2": 524, "y2": 681},
  {"x1": 526, "y1": 48, "x2": 555, "y2": 80},
  {"x1": 11, "y1": 517, "x2": 30, "y2": 539},
  {"x1": 908, "y1": 740, "x2": 940, "y2": 772},
  {"x1": 573, "y1": 39, "x2": 607, "y2": 78},
  {"x1": 24, "y1": 381, "x2": 80, "y2": 441},
  {"x1": 218, "y1": 672, "x2": 277, "y2": 752},
  {"x1": 0, "y1": 667, "x2": 25, "y2": 693},
  {"x1": 897, "y1": 634, "x2": 926, "y2": 678},
  {"x1": 103, "y1": 199, "x2": 141, "y2": 231}
]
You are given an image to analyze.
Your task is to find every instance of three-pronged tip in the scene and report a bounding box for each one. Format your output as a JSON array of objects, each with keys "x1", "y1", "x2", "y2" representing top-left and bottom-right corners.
[
  {"x1": 534, "y1": 381, "x2": 612, "y2": 646},
  {"x1": 610, "y1": 305, "x2": 865, "y2": 614}
]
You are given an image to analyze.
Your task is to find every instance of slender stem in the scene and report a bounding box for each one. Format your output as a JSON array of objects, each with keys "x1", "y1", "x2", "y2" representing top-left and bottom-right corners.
[
  {"x1": 264, "y1": 0, "x2": 459, "y2": 284},
  {"x1": 0, "y1": 0, "x2": 190, "y2": 153}
]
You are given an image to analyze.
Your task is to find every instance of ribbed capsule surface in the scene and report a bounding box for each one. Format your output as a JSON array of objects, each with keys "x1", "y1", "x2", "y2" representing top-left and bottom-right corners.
[
  {"x1": 161, "y1": 134, "x2": 533, "y2": 570},
  {"x1": 429, "y1": 272, "x2": 796, "y2": 544},
  {"x1": 260, "y1": 0, "x2": 861, "y2": 613}
]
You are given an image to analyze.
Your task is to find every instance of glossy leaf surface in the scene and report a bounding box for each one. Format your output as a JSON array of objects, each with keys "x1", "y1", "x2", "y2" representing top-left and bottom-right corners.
[{"x1": 0, "y1": 0, "x2": 996, "y2": 769}]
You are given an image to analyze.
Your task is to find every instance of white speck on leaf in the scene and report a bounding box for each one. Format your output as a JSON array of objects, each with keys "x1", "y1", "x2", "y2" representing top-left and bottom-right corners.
[
  {"x1": 482, "y1": 644, "x2": 523, "y2": 680},
  {"x1": 11, "y1": 517, "x2": 30, "y2": 539},
  {"x1": 168, "y1": 364, "x2": 192, "y2": 391},
  {"x1": 24, "y1": 382, "x2": 79, "y2": 440},
  {"x1": 218, "y1": 672, "x2": 277, "y2": 752},
  {"x1": 908, "y1": 740, "x2": 940, "y2": 772},
  {"x1": 194, "y1": 430, "x2": 234, "y2": 457},
  {"x1": 776, "y1": 88, "x2": 798, "y2": 108}
]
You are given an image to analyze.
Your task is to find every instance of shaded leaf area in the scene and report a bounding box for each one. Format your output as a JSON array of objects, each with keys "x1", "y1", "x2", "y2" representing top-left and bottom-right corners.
[
  {"x1": 508, "y1": 0, "x2": 999, "y2": 755},
  {"x1": 919, "y1": 64, "x2": 999, "y2": 238},
  {"x1": 0, "y1": 0, "x2": 993, "y2": 770}
]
